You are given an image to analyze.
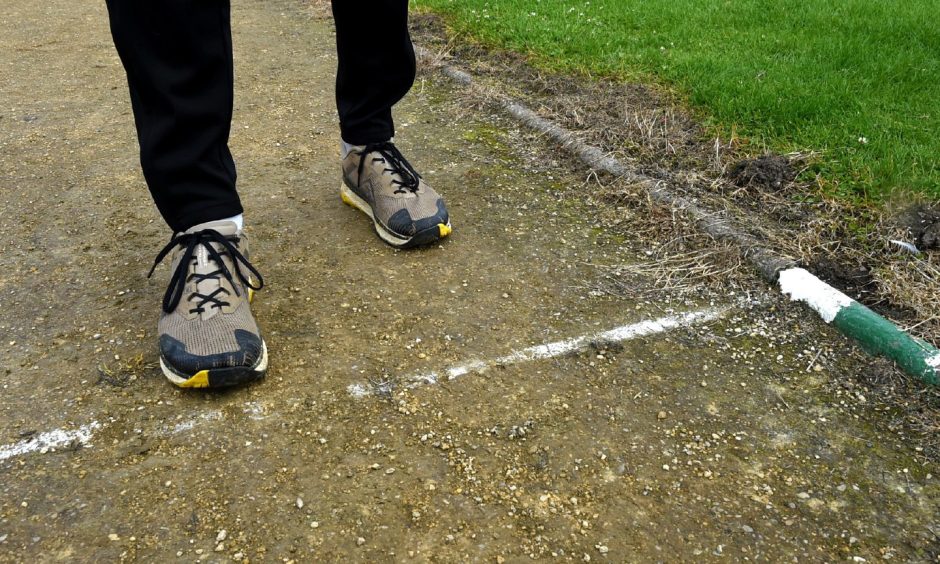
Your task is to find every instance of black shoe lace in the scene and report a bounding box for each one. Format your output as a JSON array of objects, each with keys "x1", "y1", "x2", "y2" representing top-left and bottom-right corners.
[
  {"x1": 148, "y1": 229, "x2": 264, "y2": 314},
  {"x1": 358, "y1": 141, "x2": 422, "y2": 195}
]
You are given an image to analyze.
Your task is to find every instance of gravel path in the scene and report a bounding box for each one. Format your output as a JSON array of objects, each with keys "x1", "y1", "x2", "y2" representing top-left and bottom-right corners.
[{"x1": 0, "y1": 0, "x2": 936, "y2": 560}]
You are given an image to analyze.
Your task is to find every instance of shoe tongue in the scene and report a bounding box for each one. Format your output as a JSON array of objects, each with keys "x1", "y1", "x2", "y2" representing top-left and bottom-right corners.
[{"x1": 180, "y1": 220, "x2": 240, "y2": 318}]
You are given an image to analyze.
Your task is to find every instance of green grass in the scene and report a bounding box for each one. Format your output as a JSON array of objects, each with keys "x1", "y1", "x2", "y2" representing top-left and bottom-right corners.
[{"x1": 415, "y1": 0, "x2": 940, "y2": 200}]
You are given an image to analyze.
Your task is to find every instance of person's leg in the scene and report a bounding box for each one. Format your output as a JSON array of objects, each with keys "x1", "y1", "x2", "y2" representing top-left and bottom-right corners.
[
  {"x1": 331, "y1": 0, "x2": 451, "y2": 248},
  {"x1": 106, "y1": 0, "x2": 242, "y2": 233},
  {"x1": 331, "y1": 0, "x2": 416, "y2": 145},
  {"x1": 106, "y1": 0, "x2": 265, "y2": 389}
]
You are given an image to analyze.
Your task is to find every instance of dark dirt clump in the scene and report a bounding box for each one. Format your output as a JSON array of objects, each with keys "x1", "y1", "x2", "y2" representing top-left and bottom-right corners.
[
  {"x1": 810, "y1": 256, "x2": 917, "y2": 321},
  {"x1": 895, "y1": 203, "x2": 940, "y2": 250},
  {"x1": 810, "y1": 256, "x2": 878, "y2": 302},
  {"x1": 727, "y1": 154, "x2": 796, "y2": 191}
]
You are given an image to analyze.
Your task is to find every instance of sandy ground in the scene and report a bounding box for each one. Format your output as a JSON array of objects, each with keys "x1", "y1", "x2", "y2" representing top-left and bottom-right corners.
[{"x1": 0, "y1": 0, "x2": 937, "y2": 561}]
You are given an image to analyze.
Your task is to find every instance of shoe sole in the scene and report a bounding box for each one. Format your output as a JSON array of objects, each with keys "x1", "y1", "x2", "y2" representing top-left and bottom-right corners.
[
  {"x1": 341, "y1": 182, "x2": 452, "y2": 249},
  {"x1": 160, "y1": 340, "x2": 268, "y2": 389}
]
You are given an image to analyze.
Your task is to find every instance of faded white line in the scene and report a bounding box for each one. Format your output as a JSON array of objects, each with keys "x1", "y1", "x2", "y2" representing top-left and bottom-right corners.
[
  {"x1": 167, "y1": 410, "x2": 223, "y2": 435},
  {"x1": 0, "y1": 422, "x2": 101, "y2": 462},
  {"x1": 349, "y1": 307, "x2": 727, "y2": 398}
]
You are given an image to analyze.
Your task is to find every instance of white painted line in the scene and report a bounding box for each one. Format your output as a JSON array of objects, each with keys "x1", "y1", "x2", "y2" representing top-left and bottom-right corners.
[
  {"x1": 779, "y1": 267, "x2": 854, "y2": 323},
  {"x1": 927, "y1": 352, "x2": 940, "y2": 370},
  {"x1": 349, "y1": 307, "x2": 727, "y2": 398},
  {"x1": 0, "y1": 422, "x2": 101, "y2": 462}
]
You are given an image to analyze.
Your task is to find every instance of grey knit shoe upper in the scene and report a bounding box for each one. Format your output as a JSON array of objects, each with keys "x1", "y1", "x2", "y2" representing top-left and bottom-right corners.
[
  {"x1": 149, "y1": 219, "x2": 267, "y2": 388},
  {"x1": 341, "y1": 141, "x2": 451, "y2": 248}
]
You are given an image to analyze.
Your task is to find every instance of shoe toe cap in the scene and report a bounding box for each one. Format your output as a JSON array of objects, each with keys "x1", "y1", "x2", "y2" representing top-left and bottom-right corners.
[
  {"x1": 388, "y1": 199, "x2": 450, "y2": 236},
  {"x1": 159, "y1": 329, "x2": 263, "y2": 376}
]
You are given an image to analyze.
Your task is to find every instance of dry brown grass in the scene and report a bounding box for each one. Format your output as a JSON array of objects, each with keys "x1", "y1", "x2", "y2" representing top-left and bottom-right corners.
[
  {"x1": 412, "y1": 18, "x2": 940, "y2": 344},
  {"x1": 402, "y1": 10, "x2": 940, "y2": 463}
]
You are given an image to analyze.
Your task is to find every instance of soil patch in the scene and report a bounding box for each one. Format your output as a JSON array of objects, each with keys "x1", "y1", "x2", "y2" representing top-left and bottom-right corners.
[
  {"x1": 727, "y1": 154, "x2": 796, "y2": 192},
  {"x1": 896, "y1": 203, "x2": 940, "y2": 250}
]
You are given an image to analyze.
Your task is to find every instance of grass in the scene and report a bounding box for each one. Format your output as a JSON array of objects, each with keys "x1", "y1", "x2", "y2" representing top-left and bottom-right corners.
[{"x1": 414, "y1": 0, "x2": 940, "y2": 201}]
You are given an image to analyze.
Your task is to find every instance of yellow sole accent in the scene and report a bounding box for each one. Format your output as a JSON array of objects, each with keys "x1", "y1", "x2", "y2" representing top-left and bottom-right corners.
[
  {"x1": 178, "y1": 370, "x2": 211, "y2": 389},
  {"x1": 438, "y1": 223, "x2": 452, "y2": 238},
  {"x1": 341, "y1": 191, "x2": 358, "y2": 209},
  {"x1": 248, "y1": 287, "x2": 255, "y2": 304}
]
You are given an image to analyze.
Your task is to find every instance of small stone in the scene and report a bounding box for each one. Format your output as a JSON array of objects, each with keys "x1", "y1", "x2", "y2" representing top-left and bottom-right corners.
[
  {"x1": 385, "y1": 468, "x2": 396, "y2": 475},
  {"x1": 797, "y1": 492, "x2": 810, "y2": 499},
  {"x1": 657, "y1": 411, "x2": 667, "y2": 420},
  {"x1": 215, "y1": 543, "x2": 225, "y2": 552},
  {"x1": 595, "y1": 544, "x2": 609, "y2": 554},
  {"x1": 741, "y1": 525, "x2": 754, "y2": 533},
  {"x1": 296, "y1": 497, "x2": 304, "y2": 509},
  {"x1": 234, "y1": 553, "x2": 244, "y2": 560},
  {"x1": 497, "y1": 557, "x2": 506, "y2": 564},
  {"x1": 310, "y1": 521, "x2": 320, "y2": 529},
  {"x1": 216, "y1": 530, "x2": 227, "y2": 542},
  {"x1": 356, "y1": 537, "x2": 366, "y2": 547},
  {"x1": 108, "y1": 533, "x2": 120, "y2": 541}
]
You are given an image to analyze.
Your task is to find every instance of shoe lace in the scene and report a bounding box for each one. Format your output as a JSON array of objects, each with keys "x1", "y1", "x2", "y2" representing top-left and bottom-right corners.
[
  {"x1": 148, "y1": 229, "x2": 264, "y2": 314},
  {"x1": 358, "y1": 141, "x2": 422, "y2": 195}
]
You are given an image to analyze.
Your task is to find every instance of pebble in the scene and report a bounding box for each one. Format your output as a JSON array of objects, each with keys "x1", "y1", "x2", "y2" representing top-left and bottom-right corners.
[
  {"x1": 234, "y1": 553, "x2": 244, "y2": 560},
  {"x1": 356, "y1": 537, "x2": 366, "y2": 546},
  {"x1": 741, "y1": 525, "x2": 754, "y2": 533},
  {"x1": 657, "y1": 411, "x2": 667, "y2": 420},
  {"x1": 296, "y1": 497, "x2": 304, "y2": 509},
  {"x1": 108, "y1": 533, "x2": 119, "y2": 541},
  {"x1": 311, "y1": 521, "x2": 320, "y2": 529},
  {"x1": 216, "y1": 530, "x2": 227, "y2": 542},
  {"x1": 595, "y1": 544, "x2": 609, "y2": 554},
  {"x1": 385, "y1": 468, "x2": 396, "y2": 475}
]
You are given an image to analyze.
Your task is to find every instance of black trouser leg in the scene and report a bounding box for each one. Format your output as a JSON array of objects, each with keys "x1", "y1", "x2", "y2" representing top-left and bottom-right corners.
[
  {"x1": 106, "y1": 0, "x2": 415, "y2": 231},
  {"x1": 331, "y1": 0, "x2": 416, "y2": 145},
  {"x1": 105, "y1": 0, "x2": 242, "y2": 232}
]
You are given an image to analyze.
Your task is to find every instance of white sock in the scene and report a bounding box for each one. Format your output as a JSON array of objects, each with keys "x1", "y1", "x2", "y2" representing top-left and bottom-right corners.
[
  {"x1": 341, "y1": 140, "x2": 362, "y2": 159},
  {"x1": 222, "y1": 213, "x2": 244, "y2": 232},
  {"x1": 341, "y1": 138, "x2": 394, "y2": 159}
]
